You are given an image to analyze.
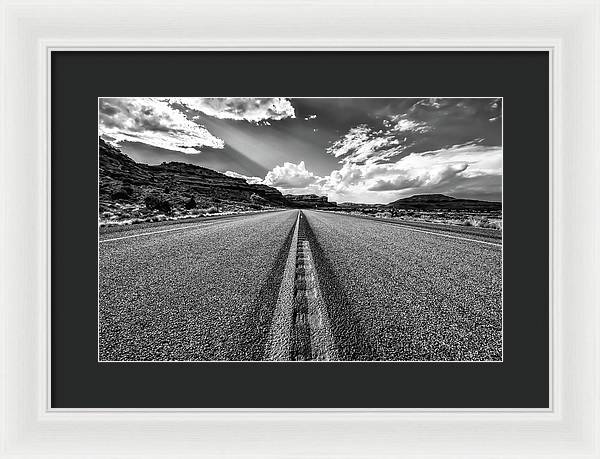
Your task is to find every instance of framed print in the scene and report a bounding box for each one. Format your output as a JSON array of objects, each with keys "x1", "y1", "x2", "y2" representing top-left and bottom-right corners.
[
  {"x1": 1, "y1": 0, "x2": 599, "y2": 458},
  {"x1": 53, "y1": 52, "x2": 545, "y2": 410}
]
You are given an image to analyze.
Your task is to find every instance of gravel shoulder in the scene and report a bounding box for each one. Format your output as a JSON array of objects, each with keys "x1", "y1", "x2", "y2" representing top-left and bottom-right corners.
[
  {"x1": 99, "y1": 209, "x2": 297, "y2": 361},
  {"x1": 303, "y1": 210, "x2": 502, "y2": 361}
]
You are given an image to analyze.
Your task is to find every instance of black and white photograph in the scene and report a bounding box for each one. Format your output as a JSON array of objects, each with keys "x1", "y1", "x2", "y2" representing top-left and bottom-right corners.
[{"x1": 98, "y1": 97, "x2": 503, "y2": 362}]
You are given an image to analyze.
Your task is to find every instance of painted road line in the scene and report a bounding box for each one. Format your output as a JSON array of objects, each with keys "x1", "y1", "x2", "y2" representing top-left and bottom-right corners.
[
  {"x1": 291, "y1": 227, "x2": 312, "y2": 360},
  {"x1": 265, "y1": 211, "x2": 300, "y2": 360},
  {"x1": 355, "y1": 215, "x2": 502, "y2": 247},
  {"x1": 300, "y1": 240, "x2": 338, "y2": 361},
  {"x1": 290, "y1": 212, "x2": 338, "y2": 361},
  {"x1": 383, "y1": 222, "x2": 503, "y2": 247},
  {"x1": 99, "y1": 214, "x2": 250, "y2": 243},
  {"x1": 99, "y1": 223, "x2": 213, "y2": 243}
]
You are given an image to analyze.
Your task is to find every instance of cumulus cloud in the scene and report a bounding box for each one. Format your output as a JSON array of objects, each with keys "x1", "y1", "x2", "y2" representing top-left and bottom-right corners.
[
  {"x1": 99, "y1": 97, "x2": 224, "y2": 153},
  {"x1": 263, "y1": 161, "x2": 320, "y2": 189},
  {"x1": 168, "y1": 97, "x2": 295, "y2": 123},
  {"x1": 223, "y1": 171, "x2": 264, "y2": 185}
]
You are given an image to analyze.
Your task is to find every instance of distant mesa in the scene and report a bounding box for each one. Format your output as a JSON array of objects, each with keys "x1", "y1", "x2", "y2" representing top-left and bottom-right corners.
[
  {"x1": 284, "y1": 194, "x2": 337, "y2": 208},
  {"x1": 386, "y1": 193, "x2": 501, "y2": 211},
  {"x1": 285, "y1": 194, "x2": 328, "y2": 203},
  {"x1": 337, "y1": 202, "x2": 375, "y2": 208}
]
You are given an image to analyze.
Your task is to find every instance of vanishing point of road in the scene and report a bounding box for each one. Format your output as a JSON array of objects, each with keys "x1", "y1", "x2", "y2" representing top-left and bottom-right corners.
[{"x1": 98, "y1": 209, "x2": 502, "y2": 361}]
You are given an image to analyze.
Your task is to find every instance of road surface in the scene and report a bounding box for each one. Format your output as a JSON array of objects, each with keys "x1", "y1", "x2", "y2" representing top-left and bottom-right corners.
[{"x1": 99, "y1": 209, "x2": 502, "y2": 361}]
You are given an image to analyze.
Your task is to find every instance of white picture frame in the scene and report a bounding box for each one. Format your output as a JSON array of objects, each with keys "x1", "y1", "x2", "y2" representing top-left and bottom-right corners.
[{"x1": 1, "y1": 0, "x2": 598, "y2": 457}]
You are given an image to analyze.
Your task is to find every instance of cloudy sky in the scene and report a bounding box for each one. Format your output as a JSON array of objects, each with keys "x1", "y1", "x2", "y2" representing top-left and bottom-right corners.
[{"x1": 99, "y1": 97, "x2": 502, "y2": 203}]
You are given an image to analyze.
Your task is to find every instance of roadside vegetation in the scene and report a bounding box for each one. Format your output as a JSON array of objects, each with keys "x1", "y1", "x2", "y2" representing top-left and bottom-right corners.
[
  {"x1": 331, "y1": 208, "x2": 502, "y2": 231},
  {"x1": 99, "y1": 194, "x2": 270, "y2": 227}
]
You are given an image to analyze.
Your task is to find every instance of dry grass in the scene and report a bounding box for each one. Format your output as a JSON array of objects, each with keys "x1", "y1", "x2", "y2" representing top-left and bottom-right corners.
[{"x1": 348, "y1": 208, "x2": 503, "y2": 231}]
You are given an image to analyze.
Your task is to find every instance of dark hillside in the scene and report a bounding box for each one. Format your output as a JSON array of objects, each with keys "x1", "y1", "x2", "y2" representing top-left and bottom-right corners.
[{"x1": 99, "y1": 138, "x2": 289, "y2": 221}]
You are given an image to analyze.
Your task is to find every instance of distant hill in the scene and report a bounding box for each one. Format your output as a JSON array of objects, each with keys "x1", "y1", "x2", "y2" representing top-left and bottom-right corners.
[
  {"x1": 99, "y1": 138, "x2": 288, "y2": 216},
  {"x1": 386, "y1": 194, "x2": 501, "y2": 211}
]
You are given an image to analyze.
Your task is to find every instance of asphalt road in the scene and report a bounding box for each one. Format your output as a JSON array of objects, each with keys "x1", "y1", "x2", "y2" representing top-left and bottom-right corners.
[
  {"x1": 99, "y1": 209, "x2": 502, "y2": 361},
  {"x1": 99, "y1": 210, "x2": 297, "y2": 361},
  {"x1": 302, "y1": 210, "x2": 502, "y2": 361}
]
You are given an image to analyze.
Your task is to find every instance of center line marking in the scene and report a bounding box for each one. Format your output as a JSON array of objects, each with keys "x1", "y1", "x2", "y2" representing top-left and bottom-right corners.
[
  {"x1": 265, "y1": 211, "x2": 300, "y2": 361},
  {"x1": 266, "y1": 210, "x2": 338, "y2": 361},
  {"x1": 300, "y1": 239, "x2": 338, "y2": 361}
]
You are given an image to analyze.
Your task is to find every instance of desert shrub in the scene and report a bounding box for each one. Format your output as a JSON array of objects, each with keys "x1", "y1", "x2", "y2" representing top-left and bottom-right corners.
[
  {"x1": 145, "y1": 194, "x2": 172, "y2": 214},
  {"x1": 184, "y1": 196, "x2": 197, "y2": 209},
  {"x1": 111, "y1": 184, "x2": 135, "y2": 201},
  {"x1": 490, "y1": 221, "x2": 502, "y2": 230},
  {"x1": 144, "y1": 194, "x2": 160, "y2": 209},
  {"x1": 457, "y1": 217, "x2": 502, "y2": 230},
  {"x1": 159, "y1": 200, "x2": 172, "y2": 214},
  {"x1": 206, "y1": 206, "x2": 218, "y2": 214},
  {"x1": 478, "y1": 219, "x2": 502, "y2": 230},
  {"x1": 111, "y1": 189, "x2": 130, "y2": 200}
]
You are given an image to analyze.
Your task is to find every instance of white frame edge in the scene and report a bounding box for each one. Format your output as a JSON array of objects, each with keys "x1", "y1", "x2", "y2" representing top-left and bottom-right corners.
[{"x1": 1, "y1": 0, "x2": 598, "y2": 457}]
